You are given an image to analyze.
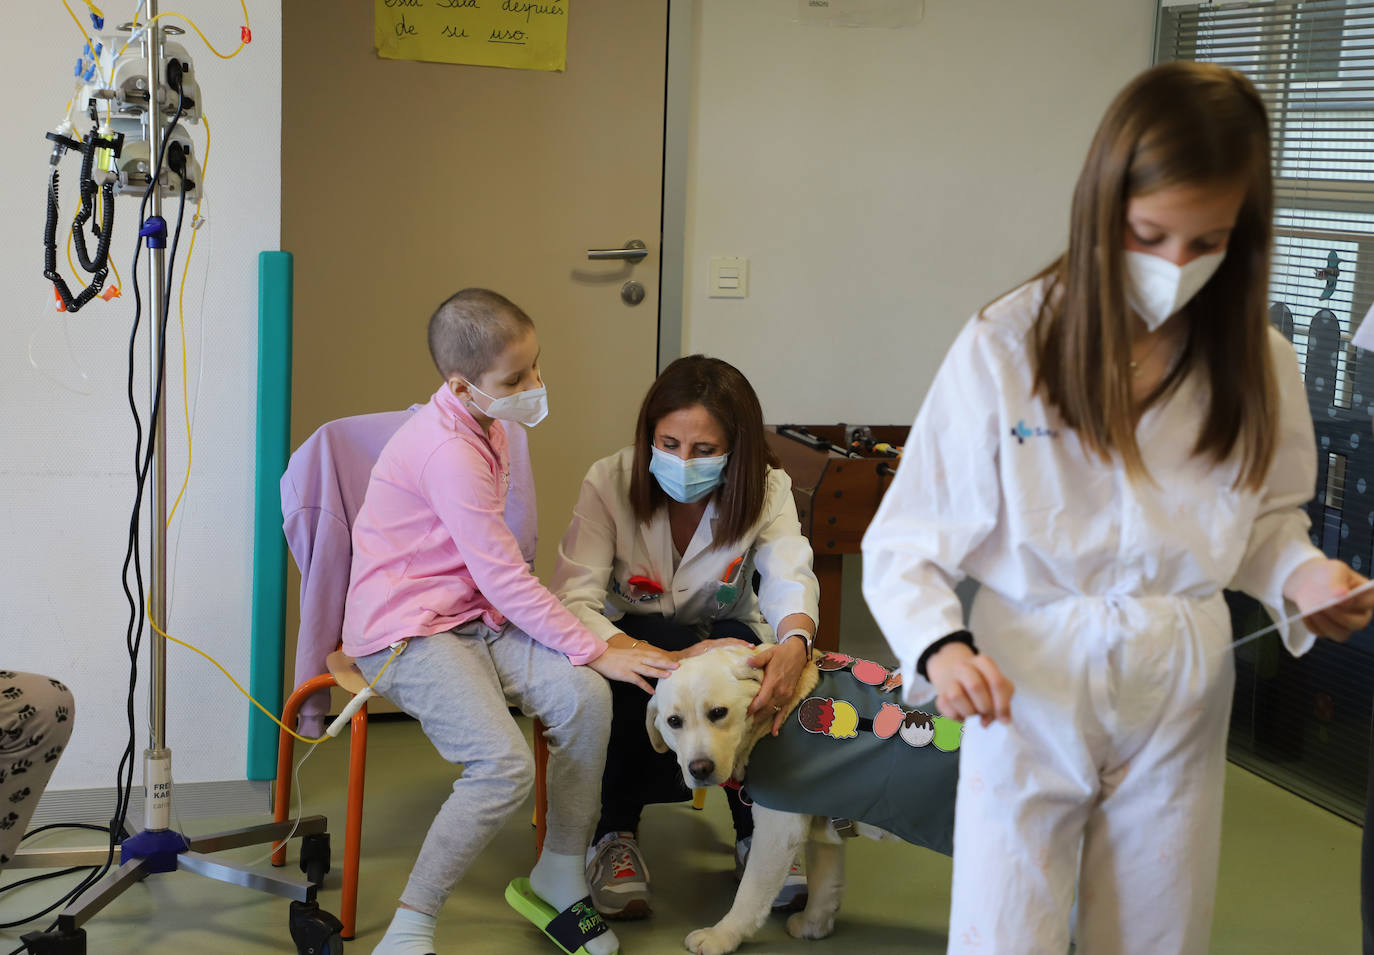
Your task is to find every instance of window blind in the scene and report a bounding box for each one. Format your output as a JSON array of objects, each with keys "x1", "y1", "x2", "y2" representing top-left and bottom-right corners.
[{"x1": 1160, "y1": 1, "x2": 1374, "y2": 821}]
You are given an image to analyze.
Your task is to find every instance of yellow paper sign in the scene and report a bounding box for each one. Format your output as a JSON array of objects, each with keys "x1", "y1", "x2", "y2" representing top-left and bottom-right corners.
[{"x1": 375, "y1": 0, "x2": 569, "y2": 72}]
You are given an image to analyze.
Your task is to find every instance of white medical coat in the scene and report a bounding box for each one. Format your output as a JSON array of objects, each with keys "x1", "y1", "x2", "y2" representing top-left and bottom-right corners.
[
  {"x1": 553, "y1": 447, "x2": 820, "y2": 644},
  {"x1": 861, "y1": 278, "x2": 1325, "y2": 954},
  {"x1": 863, "y1": 279, "x2": 1323, "y2": 699}
]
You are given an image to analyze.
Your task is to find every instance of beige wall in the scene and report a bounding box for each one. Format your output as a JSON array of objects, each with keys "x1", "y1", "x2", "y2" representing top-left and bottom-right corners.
[{"x1": 280, "y1": 0, "x2": 666, "y2": 708}]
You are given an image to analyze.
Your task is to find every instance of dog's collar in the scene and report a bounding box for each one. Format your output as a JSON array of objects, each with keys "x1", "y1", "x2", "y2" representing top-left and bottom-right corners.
[{"x1": 721, "y1": 777, "x2": 753, "y2": 806}]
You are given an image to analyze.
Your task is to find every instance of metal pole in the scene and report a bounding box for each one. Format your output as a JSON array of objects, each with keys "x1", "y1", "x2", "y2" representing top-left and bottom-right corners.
[{"x1": 143, "y1": 0, "x2": 172, "y2": 833}]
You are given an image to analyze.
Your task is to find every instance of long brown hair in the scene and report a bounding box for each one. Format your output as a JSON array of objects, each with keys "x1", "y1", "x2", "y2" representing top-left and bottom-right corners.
[
  {"x1": 1027, "y1": 61, "x2": 1277, "y2": 490},
  {"x1": 629, "y1": 356, "x2": 781, "y2": 546}
]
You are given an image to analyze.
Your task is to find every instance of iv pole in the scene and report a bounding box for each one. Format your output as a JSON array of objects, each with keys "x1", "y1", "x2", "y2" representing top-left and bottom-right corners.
[
  {"x1": 146, "y1": 0, "x2": 170, "y2": 837},
  {"x1": 8, "y1": 4, "x2": 342, "y2": 951}
]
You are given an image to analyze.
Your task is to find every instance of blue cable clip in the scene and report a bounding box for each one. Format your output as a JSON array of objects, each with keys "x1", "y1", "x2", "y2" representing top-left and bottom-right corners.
[
  {"x1": 94, "y1": 42, "x2": 103, "y2": 58},
  {"x1": 82, "y1": 62, "x2": 97, "y2": 83},
  {"x1": 91, "y1": 13, "x2": 104, "y2": 31},
  {"x1": 139, "y1": 216, "x2": 168, "y2": 250},
  {"x1": 74, "y1": 59, "x2": 83, "y2": 78}
]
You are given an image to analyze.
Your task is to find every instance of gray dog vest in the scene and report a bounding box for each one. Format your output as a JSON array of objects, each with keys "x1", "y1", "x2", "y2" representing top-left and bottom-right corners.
[{"x1": 741, "y1": 653, "x2": 961, "y2": 856}]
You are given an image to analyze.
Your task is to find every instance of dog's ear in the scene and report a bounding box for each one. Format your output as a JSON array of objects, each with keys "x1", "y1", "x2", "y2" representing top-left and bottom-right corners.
[
  {"x1": 644, "y1": 694, "x2": 669, "y2": 754},
  {"x1": 727, "y1": 647, "x2": 766, "y2": 688}
]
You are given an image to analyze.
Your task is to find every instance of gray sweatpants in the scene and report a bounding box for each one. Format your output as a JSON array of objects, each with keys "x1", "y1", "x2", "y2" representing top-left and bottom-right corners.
[
  {"x1": 355, "y1": 622, "x2": 612, "y2": 916},
  {"x1": 0, "y1": 672, "x2": 75, "y2": 868}
]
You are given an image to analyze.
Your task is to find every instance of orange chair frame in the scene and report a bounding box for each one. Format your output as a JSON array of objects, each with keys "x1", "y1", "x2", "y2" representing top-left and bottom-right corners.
[{"x1": 273, "y1": 675, "x2": 551, "y2": 940}]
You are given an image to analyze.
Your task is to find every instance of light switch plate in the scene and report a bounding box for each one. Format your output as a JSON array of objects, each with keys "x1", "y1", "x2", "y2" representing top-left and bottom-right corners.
[{"x1": 709, "y1": 256, "x2": 749, "y2": 298}]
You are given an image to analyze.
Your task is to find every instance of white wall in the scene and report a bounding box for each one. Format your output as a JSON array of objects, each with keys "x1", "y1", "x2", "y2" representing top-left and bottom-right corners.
[
  {"x1": 684, "y1": 0, "x2": 1157, "y2": 424},
  {"x1": 0, "y1": 4, "x2": 280, "y2": 795}
]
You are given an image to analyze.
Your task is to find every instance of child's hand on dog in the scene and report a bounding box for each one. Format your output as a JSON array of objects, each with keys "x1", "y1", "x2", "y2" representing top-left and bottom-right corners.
[
  {"x1": 587, "y1": 644, "x2": 679, "y2": 694},
  {"x1": 679, "y1": 637, "x2": 754, "y2": 660},
  {"x1": 925, "y1": 642, "x2": 1014, "y2": 727}
]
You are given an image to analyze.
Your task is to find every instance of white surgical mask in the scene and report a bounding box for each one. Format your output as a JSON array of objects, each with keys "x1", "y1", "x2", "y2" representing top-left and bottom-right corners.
[
  {"x1": 1124, "y1": 249, "x2": 1226, "y2": 331},
  {"x1": 463, "y1": 379, "x2": 549, "y2": 428}
]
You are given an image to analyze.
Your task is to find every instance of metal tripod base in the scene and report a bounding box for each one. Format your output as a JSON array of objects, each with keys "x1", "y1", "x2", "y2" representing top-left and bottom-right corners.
[{"x1": 15, "y1": 816, "x2": 337, "y2": 954}]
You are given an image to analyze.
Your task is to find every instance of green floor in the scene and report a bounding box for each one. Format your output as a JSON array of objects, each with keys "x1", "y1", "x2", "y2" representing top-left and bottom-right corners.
[
  {"x1": 2, "y1": 566, "x2": 1363, "y2": 952},
  {"x1": 0, "y1": 713, "x2": 1363, "y2": 955}
]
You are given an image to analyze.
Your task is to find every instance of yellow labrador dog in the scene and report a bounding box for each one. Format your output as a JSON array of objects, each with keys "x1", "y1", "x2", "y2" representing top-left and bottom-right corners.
[{"x1": 646, "y1": 645, "x2": 896, "y2": 955}]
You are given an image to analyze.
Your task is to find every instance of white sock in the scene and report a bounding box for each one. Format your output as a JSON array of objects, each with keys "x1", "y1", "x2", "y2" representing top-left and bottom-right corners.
[
  {"x1": 530, "y1": 850, "x2": 620, "y2": 955},
  {"x1": 371, "y1": 907, "x2": 437, "y2": 955}
]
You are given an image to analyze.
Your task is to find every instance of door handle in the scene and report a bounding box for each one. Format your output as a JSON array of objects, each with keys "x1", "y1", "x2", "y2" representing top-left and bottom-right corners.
[{"x1": 587, "y1": 239, "x2": 648, "y2": 262}]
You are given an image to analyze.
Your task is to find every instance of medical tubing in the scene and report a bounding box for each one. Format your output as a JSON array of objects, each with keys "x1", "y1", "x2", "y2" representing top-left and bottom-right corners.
[
  {"x1": 73, "y1": 178, "x2": 115, "y2": 276},
  {"x1": 71, "y1": 133, "x2": 99, "y2": 270},
  {"x1": 121, "y1": 86, "x2": 187, "y2": 660},
  {"x1": 148, "y1": 606, "x2": 404, "y2": 746},
  {"x1": 1224, "y1": 577, "x2": 1374, "y2": 656},
  {"x1": 167, "y1": 112, "x2": 211, "y2": 529},
  {"x1": 43, "y1": 153, "x2": 108, "y2": 312},
  {"x1": 73, "y1": 182, "x2": 116, "y2": 276},
  {"x1": 43, "y1": 168, "x2": 60, "y2": 275}
]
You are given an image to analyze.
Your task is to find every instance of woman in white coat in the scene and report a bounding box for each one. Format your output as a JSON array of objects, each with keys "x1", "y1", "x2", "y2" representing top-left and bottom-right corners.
[
  {"x1": 553, "y1": 355, "x2": 820, "y2": 920},
  {"x1": 862, "y1": 63, "x2": 1374, "y2": 954}
]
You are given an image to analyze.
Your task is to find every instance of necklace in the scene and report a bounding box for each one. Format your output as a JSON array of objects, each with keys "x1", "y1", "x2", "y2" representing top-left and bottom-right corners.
[{"x1": 1129, "y1": 330, "x2": 1173, "y2": 377}]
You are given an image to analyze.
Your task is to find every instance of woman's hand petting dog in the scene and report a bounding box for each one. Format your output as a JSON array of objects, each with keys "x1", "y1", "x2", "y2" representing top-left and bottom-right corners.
[
  {"x1": 925, "y1": 642, "x2": 1014, "y2": 727},
  {"x1": 746, "y1": 637, "x2": 810, "y2": 736},
  {"x1": 587, "y1": 644, "x2": 679, "y2": 694}
]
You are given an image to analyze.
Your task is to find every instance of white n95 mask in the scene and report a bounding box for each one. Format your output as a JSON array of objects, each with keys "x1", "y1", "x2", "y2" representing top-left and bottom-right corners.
[
  {"x1": 1124, "y1": 249, "x2": 1226, "y2": 331},
  {"x1": 464, "y1": 380, "x2": 549, "y2": 428}
]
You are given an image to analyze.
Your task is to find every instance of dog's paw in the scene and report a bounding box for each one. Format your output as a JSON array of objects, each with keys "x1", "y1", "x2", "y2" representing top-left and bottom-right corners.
[
  {"x1": 684, "y1": 925, "x2": 743, "y2": 955},
  {"x1": 786, "y1": 910, "x2": 835, "y2": 940}
]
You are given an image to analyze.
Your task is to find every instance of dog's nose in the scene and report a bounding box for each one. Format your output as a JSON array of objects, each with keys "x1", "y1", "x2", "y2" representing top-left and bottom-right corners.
[{"x1": 688, "y1": 758, "x2": 715, "y2": 781}]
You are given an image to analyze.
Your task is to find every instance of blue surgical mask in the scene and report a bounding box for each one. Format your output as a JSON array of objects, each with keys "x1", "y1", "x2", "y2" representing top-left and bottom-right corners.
[{"x1": 649, "y1": 445, "x2": 729, "y2": 504}]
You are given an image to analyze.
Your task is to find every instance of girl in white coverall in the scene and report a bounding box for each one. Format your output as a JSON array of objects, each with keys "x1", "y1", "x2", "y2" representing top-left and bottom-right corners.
[{"x1": 861, "y1": 62, "x2": 1374, "y2": 955}]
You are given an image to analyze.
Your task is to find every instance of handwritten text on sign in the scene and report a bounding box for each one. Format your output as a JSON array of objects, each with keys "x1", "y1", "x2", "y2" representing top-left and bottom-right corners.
[{"x1": 375, "y1": 0, "x2": 569, "y2": 72}]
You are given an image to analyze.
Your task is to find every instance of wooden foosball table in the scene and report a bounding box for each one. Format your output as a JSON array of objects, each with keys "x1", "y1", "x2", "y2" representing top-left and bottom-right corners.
[{"x1": 764, "y1": 424, "x2": 907, "y2": 652}]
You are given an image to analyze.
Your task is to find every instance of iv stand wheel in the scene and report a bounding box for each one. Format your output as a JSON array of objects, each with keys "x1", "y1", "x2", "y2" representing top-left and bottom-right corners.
[
  {"x1": 17, "y1": 925, "x2": 87, "y2": 955},
  {"x1": 298, "y1": 831, "x2": 331, "y2": 887},
  {"x1": 290, "y1": 899, "x2": 345, "y2": 954}
]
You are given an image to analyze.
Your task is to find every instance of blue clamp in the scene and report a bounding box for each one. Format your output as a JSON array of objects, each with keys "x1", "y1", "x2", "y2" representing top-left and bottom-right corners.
[
  {"x1": 139, "y1": 216, "x2": 168, "y2": 250},
  {"x1": 91, "y1": 13, "x2": 104, "y2": 31},
  {"x1": 74, "y1": 59, "x2": 83, "y2": 78},
  {"x1": 120, "y1": 828, "x2": 189, "y2": 874}
]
